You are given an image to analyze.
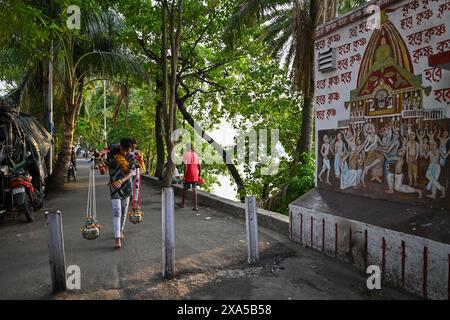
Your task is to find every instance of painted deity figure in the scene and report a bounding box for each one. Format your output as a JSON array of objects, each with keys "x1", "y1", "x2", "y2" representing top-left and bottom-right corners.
[
  {"x1": 405, "y1": 131, "x2": 419, "y2": 186},
  {"x1": 424, "y1": 141, "x2": 450, "y2": 199},
  {"x1": 318, "y1": 135, "x2": 334, "y2": 185},
  {"x1": 385, "y1": 148, "x2": 422, "y2": 198},
  {"x1": 412, "y1": 97, "x2": 420, "y2": 110},
  {"x1": 403, "y1": 93, "x2": 410, "y2": 111}
]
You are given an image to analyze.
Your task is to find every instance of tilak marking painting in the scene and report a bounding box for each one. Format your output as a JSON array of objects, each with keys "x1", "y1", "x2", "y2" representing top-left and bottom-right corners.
[{"x1": 314, "y1": 0, "x2": 450, "y2": 208}]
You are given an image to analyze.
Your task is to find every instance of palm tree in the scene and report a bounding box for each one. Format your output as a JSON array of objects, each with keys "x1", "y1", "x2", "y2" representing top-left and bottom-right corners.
[
  {"x1": 224, "y1": 0, "x2": 366, "y2": 211},
  {"x1": 1, "y1": 1, "x2": 149, "y2": 188},
  {"x1": 225, "y1": 0, "x2": 366, "y2": 157},
  {"x1": 76, "y1": 84, "x2": 108, "y2": 149}
]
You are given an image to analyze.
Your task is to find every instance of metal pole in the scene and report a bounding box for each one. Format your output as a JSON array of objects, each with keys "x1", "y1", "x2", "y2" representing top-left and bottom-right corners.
[
  {"x1": 103, "y1": 80, "x2": 107, "y2": 147},
  {"x1": 45, "y1": 210, "x2": 67, "y2": 293},
  {"x1": 245, "y1": 196, "x2": 259, "y2": 264},
  {"x1": 47, "y1": 42, "x2": 54, "y2": 175},
  {"x1": 162, "y1": 187, "x2": 175, "y2": 279}
]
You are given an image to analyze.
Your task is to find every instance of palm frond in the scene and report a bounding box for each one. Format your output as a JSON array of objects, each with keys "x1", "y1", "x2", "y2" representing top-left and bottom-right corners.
[
  {"x1": 224, "y1": 0, "x2": 292, "y2": 49},
  {"x1": 74, "y1": 51, "x2": 149, "y2": 85}
]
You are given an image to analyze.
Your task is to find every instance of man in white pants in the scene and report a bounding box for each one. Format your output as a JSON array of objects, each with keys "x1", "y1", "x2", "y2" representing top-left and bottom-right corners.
[
  {"x1": 385, "y1": 148, "x2": 422, "y2": 198},
  {"x1": 104, "y1": 138, "x2": 136, "y2": 249}
]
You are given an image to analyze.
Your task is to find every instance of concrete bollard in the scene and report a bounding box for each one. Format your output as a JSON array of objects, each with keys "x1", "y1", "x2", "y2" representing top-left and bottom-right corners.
[
  {"x1": 245, "y1": 196, "x2": 259, "y2": 264},
  {"x1": 162, "y1": 188, "x2": 175, "y2": 279},
  {"x1": 44, "y1": 210, "x2": 67, "y2": 293}
]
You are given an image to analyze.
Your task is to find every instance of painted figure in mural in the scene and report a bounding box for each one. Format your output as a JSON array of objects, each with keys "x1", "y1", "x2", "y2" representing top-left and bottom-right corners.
[
  {"x1": 344, "y1": 126, "x2": 360, "y2": 169},
  {"x1": 318, "y1": 135, "x2": 334, "y2": 185},
  {"x1": 379, "y1": 129, "x2": 401, "y2": 174},
  {"x1": 340, "y1": 127, "x2": 360, "y2": 190},
  {"x1": 424, "y1": 141, "x2": 450, "y2": 199},
  {"x1": 338, "y1": 137, "x2": 349, "y2": 175},
  {"x1": 426, "y1": 125, "x2": 437, "y2": 144},
  {"x1": 387, "y1": 96, "x2": 394, "y2": 110},
  {"x1": 381, "y1": 123, "x2": 393, "y2": 147},
  {"x1": 405, "y1": 131, "x2": 419, "y2": 186},
  {"x1": 403, "y1": 93, "x2": 411, "y2": 111},
  {"x1": 386, "y1": 147, "x2": 423, "y2": 198},
  {"x1": 374, "y1": 89, "x2": 390, "y2": 111},
  {"x1": 416, "y1": 128, "x2": 426, "y2": 158},
  {"x1": 412, "y1": 96, "x2": 420, "y2": 111},
  {"x1": 334, "y1": 132, "x2": 347, "y2": 179},
  {"x1": 361, "y1": 123, "x2": 384, "y2": 187},
  {"x1": 356, "y1": 153, "x2": 366, "y2": 188},
  {"x1": 437, "y1": 129, "x2": 450, "y2": 167}
]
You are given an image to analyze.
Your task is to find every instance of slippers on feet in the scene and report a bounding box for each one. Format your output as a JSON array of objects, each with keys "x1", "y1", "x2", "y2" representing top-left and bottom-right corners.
[
  {"x1": 177, "y1": 203, "x2": 185, "y2": 208},
  {"x1": 193, "y1": 207, "x2": 199, "y2": 211}
]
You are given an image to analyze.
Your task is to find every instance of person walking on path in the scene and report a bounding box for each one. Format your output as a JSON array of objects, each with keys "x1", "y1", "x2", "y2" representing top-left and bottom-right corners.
[
  {"x1": 102, "y1": 138, "x2": 136, "y2": 249},
  {"x1": 178, "y1": 143, "x2": 201, "y2": 211}
]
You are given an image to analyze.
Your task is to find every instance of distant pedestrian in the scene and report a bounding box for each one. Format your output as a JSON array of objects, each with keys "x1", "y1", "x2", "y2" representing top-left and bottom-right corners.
[{"x1": 178, "y1": 143, "x2": 201, "y2": 211}]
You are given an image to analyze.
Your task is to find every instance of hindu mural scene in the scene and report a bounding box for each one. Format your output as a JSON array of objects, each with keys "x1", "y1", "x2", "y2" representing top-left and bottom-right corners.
[{"x1": 315, "y1": 0, "x2": 450, "y2": 209}]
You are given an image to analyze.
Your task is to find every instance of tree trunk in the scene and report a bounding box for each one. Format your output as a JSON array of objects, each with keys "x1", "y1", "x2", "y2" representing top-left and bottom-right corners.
[
  {"x1": 176, "y1": 96, "x2": 246, "y2": 197},
  {"x1": 295, "y1": 0, "x2": 320, "y2": 157},
  {"x1": 48, "y1": 105, "x2": 77, "y2": 190},
  {"x1": 48, "y1": 77, "x2": 84, "y2": 190},
  {"x1": 161, "y1": 0, "x2": 182, "y2": 188},
  {"x1": 296, "y1": 93, "x2": 315, "y2": 156},
  {"x1": 154, "y1": 82, "x2": 165, "y2": 178}
]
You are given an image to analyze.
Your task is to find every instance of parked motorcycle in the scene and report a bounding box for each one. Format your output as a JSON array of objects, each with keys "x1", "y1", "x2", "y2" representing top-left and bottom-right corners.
[
  {"x1": 0, "y1": 151, "x2": 44, "y2": 222},
  {"x1": 0, "y1": 99, "x2": 50, "y2": 223},
  {"x1": 67, "y1": 162, "x2": 77, "y2": 182}
]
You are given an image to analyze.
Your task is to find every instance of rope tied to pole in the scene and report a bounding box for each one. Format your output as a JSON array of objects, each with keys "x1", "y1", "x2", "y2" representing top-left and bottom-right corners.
[
  {"x1": 129, "y1": 167, "x2": 144, "y2": 224},
  {"x1": 81, "y1": 159, "x2": 102, "y2": 240}
]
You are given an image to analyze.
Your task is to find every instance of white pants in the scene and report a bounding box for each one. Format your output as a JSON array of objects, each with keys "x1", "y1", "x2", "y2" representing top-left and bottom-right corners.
[
  {"x1": 112, "y1": 197, "x2": 130, "y2": 239},
  {"x1": 387, "y1": 173, "x2": 416, "y2": 193}
]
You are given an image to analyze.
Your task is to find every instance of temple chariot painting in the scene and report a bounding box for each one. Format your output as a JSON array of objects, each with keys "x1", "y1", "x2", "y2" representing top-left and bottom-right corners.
[{"x1": 314, "y1": 0, "x2": 450, "y2": 208}]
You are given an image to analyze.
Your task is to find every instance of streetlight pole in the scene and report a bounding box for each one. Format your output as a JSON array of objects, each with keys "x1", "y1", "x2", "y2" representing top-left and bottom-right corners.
[
  {"x1": 47, "y1": 42, "x2": 54, "y2": 175},
  {"x1": 103, "y1": 80, "x2": 107, "y2": 148}
]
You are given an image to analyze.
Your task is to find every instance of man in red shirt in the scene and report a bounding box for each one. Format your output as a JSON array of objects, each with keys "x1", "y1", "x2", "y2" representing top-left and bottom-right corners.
[{"x1": 178, "y1": 143, "x2": 201, "y2": 211}]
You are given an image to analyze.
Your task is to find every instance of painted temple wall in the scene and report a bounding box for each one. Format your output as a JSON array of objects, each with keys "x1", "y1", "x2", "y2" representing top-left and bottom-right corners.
[{"x1": 314, "y1": 0, "x2": 450, "y2": 208}]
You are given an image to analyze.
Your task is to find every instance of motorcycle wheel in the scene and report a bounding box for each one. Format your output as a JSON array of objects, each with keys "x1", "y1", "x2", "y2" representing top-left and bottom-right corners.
[{"x1": 14, "y1": 192, "x2": 34, "y2": 223}]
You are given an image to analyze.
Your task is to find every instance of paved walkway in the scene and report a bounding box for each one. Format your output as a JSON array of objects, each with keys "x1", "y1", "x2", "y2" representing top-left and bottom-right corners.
[{"x1": 0, "y1": 160, "x2": 417, "y2": 300}]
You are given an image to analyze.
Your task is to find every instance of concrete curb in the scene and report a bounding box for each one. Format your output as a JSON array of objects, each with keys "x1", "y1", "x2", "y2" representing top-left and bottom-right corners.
[
  {"x1": 289, "y1": 199, "x2": 450, "y2": 300},
  {"x1": 141, "y1": 175, "x2": 289, "y2": 235}
]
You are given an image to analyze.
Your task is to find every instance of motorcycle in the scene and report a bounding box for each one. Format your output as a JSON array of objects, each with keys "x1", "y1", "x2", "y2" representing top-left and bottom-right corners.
[
  {"x1": 0, "y1": 151, "x2": 44, "y2": 223},
  {"x1": 67, "y1": 162, "x2": 77, "y2": 182}
]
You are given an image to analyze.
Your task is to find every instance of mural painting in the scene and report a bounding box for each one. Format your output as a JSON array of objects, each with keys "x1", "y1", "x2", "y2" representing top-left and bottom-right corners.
[{"x1": 314, "y1": 0, "x2": 450, "y2": 208}]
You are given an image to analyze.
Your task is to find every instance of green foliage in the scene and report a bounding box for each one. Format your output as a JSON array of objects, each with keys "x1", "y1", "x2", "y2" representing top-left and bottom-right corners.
[
  {"x1": 1, "y1": 0, "x2": 372, "y2": 212},
  {"x1": 76, "y1": 85, "x2": 157, "y2": 171},
  {"x1": 243, "y1": 153, "x2": 315, "y2": 214},
  {"x1": 339, "y1": 0, "x2": 368, "y2": 14}
]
